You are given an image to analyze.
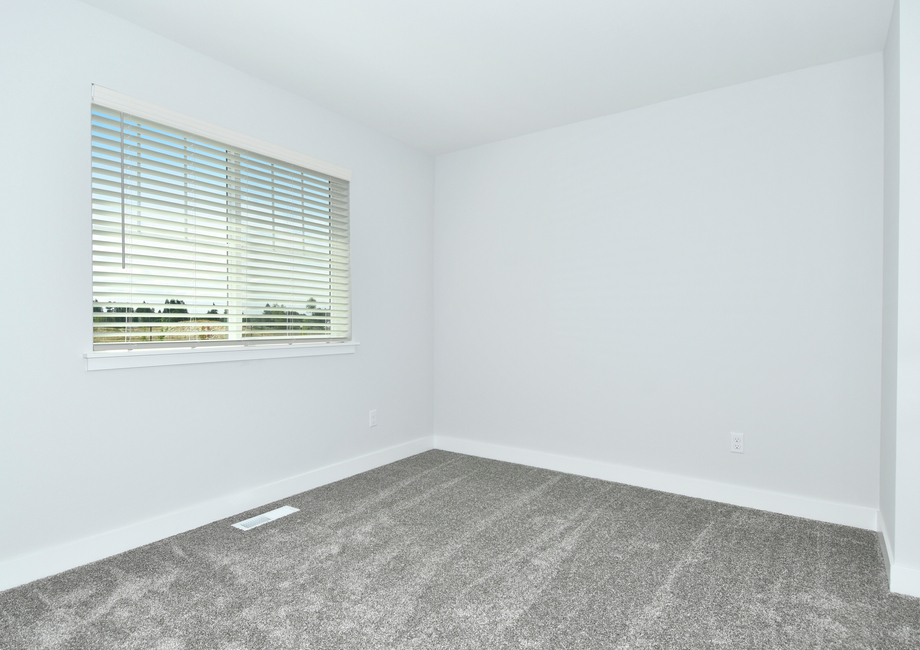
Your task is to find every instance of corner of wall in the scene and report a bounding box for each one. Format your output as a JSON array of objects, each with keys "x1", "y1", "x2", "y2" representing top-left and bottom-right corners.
[
  {"x1": 433, "y1": 435, "x2": 879, "y2": 531},
  {"x1": 877, "y1": 508, "x2": 894, "y2": 575}
]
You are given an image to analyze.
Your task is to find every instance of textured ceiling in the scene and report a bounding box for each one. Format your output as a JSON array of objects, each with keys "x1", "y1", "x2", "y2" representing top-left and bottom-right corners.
[{"x1": 80, "y1": 0, "x2": 894, "y2": 154}]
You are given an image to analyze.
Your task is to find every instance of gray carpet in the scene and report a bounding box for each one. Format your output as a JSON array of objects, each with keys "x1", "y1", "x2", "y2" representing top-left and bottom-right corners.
[{"x1": 1, "y1": 450, "x2": 918, "y2": 649}]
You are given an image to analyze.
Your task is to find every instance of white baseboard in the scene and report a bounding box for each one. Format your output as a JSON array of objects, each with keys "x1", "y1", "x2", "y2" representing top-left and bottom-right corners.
[
  {"x1": 877, "y1": 510, "x2": 920, "y2": 598},
  {"x1": 877, "y1": 510, "x2": 893, "y2": 575},
  {"x1": 890, "y1": 563, "x2": 920, "y2": 598},
  {"x1": 434, "y1": 435, "x2": 879, "y2": 531},
  {"x1": 1, "y1": 434, "x2": 891, "y2": 595},
  {"x1": 0, "y1": 437, "x2": 433, "y2": 593}
]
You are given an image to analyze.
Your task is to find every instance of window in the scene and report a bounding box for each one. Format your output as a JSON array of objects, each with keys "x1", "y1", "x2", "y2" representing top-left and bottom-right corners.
[{"x1": 90, "y1": 86, "x2": 350, "y2": 353}]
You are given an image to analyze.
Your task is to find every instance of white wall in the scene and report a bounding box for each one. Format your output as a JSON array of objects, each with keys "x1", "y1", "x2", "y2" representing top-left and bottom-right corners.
[
  {"x1": 434, "y1": 55, "x2": 883, "y2": 512},
  {"x1": 0, "y1": 0, "x2": 434, "y2": 582},
  {"x1": 890, "y1": 0, "x2": 920, "y2": 592},
  {"x1": 881, "y1": 0, "x2": 900, "y2": 567},
  {"x1": 879, "y1": 0, "x2": 920, "y2": 597}
]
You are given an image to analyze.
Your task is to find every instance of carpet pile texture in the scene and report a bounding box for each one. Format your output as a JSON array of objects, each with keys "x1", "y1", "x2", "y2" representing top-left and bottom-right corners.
[{"x1": 1, "y1": 450, "x2": 918, "y2": 648}]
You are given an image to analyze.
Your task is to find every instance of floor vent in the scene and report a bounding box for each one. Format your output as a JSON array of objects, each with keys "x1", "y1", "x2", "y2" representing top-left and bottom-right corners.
[{"x1": 232, "y1": 505, "x2": 299, "y2": 531}]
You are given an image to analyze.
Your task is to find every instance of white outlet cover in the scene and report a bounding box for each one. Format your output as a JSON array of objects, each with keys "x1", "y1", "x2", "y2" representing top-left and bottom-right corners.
[{"x1": 730, "y1": 432, "x2": 744, "y2": 454}]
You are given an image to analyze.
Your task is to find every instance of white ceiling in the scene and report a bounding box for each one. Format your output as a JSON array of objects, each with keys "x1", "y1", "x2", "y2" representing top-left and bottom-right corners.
[{"x1": 80, "y1": 0, "x2": 894, "y2": 155}]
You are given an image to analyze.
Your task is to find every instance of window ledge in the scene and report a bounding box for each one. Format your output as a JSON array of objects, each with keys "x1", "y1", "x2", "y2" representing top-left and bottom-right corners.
[{"x1": 84, "y1": 341, "x2": 358, "y2": 371}]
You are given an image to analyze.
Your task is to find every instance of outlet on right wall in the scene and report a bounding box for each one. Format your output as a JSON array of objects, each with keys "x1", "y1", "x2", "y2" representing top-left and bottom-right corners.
[{"x1": 434, "y1": 53, "x2": 883, "y2": 520}]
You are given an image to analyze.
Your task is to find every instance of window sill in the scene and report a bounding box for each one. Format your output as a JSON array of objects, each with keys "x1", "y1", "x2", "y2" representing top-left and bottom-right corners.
[{"x1": 84, "y1": 341, "x2": 358, "y2": 371}]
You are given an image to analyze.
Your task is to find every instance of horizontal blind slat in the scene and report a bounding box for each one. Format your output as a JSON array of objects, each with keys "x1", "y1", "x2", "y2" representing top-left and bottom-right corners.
[
  {"x1": 91, "y1": 164, "x2": 345, "y2": 222},
  {"x1": 91, "y1": 130, "x2": 348, "y2": 210},
  {"x1": 91, "y1": 197, "x2": 348, "y2": 246},
  {"x1": 92, "y1": 230, "x2": 350, "y2": 267}
]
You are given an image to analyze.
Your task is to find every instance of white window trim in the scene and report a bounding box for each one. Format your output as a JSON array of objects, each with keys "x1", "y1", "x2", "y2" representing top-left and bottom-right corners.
[{"x1": 84, "y1": 341, "x2": 358, "y2": 371}]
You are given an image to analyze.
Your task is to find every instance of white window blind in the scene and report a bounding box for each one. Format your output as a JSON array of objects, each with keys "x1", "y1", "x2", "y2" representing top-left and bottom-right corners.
[{"x1": 91, "y1": 87, "x2": 350, "y2": 351}]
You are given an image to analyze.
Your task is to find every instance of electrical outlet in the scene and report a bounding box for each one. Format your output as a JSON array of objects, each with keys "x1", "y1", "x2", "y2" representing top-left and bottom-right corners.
[
  {"x1": 369, "y1": 409, "x2": 377, "y2": 427},
  {"x1": 730, "y1": 432, "x2": 744, "y2": 454}
]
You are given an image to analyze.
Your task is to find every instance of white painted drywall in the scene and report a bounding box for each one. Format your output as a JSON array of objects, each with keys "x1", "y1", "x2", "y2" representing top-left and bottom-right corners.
[
  {"x1": 881, "y1": 0, "x2": 900, "y2": 564},
  {"x1": 0, "y1": 0, "x2": 433, "y2": 573},
  {"x1": 434, "y1": 55, "x2": 883, "y2": 511},
  {"x1": 893, "y1": 0, "x2": 920, "y2": 579},
  {"x1": 77, "y1": 0, "x2": 895, "y2": 155}
]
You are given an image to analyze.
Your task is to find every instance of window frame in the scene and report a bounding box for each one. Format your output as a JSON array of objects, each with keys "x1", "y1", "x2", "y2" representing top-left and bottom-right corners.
[{"x1": 86, "y1": 86, "x2": 356, "y2": 370}]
